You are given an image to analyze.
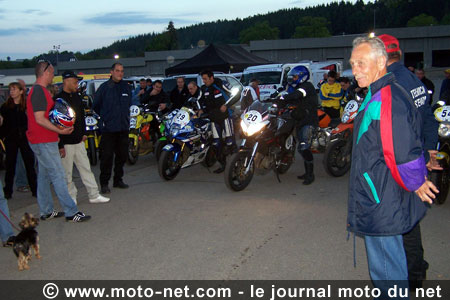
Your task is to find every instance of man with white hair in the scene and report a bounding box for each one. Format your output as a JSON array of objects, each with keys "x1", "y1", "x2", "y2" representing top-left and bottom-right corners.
[{"x1": 347, "y1": 36, "x2": 437, "y2": 296}]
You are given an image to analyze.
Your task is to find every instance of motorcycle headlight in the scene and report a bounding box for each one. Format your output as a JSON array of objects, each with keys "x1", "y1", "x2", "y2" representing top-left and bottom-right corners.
[
  {"x1": 240, "y1": 120, "x2": 266, "y2": 136},
  {"x1": 438, "y1": 123, "x2": 450, "y2": 137}
]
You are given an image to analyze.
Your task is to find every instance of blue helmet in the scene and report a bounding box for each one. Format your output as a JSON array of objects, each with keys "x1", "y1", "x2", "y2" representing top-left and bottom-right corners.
[
  {"x1": 287, "y1": 65, "x2": 310, "y2": 85},
  {"x1": 49, "y1": 98, "x2": 76, "y2": 128}
]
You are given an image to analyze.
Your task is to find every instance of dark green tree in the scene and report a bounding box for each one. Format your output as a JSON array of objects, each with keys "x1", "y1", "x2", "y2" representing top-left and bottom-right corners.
[
  {"x1": 238, "y1": 21, "x2": 279, "y2": 44},
  {"x1": 407, "y1": 13, "x2": 438, "y2": 26},
  {"x1": 147, "y1": 21, "x2": 178, "y2": 51},
  {"x1": 292, "y1": 16, "x2": 331, "y2": 38},
  {"x1": 441, "y1": 13, "x2": 450, "y2": 24}
]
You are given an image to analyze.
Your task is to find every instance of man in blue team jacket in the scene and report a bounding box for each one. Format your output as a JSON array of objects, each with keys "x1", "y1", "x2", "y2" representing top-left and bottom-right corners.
[
  {"x1": 379, "y1": 34, "x2": 440, "y2": 291},
  {"x1": 93, "y1": 63, "x2": 132, "y2": 194},
  {"x1": 348, "y1": 36, "x2": 438, "y2": 299}
]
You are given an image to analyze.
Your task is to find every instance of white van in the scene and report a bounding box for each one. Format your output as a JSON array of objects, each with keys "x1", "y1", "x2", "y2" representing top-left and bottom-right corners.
[{"x1": 240, "y1": 63, "x2": 312, "y2": 100}]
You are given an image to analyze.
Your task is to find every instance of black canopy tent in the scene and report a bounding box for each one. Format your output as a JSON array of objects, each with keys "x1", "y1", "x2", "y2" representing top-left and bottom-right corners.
[{"x1": 165, "y1": 44, "x2": 271, "y2": 76}]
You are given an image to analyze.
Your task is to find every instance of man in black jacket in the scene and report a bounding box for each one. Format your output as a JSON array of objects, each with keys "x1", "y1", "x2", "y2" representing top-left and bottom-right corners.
[
  {"x1": 415, "y1": 68, "x2": 435, "y2": 105},
  {"x1": 58, "y1": 71, "x2": 110, "y2": 204},
  {"x1": 199, "y1": 70, "x2": 235, "y2": 173},
  {"x1": 141, "y1": 80, "x2": 169, "y2": 112},
  {"x1": 93, "y1": 63, "x2": 131, "y2": 193},
  {"x1": 170, "y1": 77, "x2": 189, "y2": 110},
  {"x1": 283, "y1": 66, "x2": 318, "y2": 185}
]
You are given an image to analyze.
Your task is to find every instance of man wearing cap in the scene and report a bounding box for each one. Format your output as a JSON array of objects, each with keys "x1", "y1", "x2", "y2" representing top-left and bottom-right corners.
[
  {"x1": 440, "y1": 69, "x2": 450, "y2": 101},
  {"x1": 57, "y1": 71, "x2": 110, "y2": 204},
  {"x1": 378, "y1": 34, "x2": 440, "y2": 290}
]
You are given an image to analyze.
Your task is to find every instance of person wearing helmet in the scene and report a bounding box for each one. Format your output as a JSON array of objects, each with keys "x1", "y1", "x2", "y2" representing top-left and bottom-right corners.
[{"x1": 283, "y1": 65, "x2": 318, "y2": 185}]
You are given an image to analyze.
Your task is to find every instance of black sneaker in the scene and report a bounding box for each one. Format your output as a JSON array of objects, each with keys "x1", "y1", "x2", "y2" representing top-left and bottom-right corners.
[
  {"x1": 101, "y1": 185, "x2": 111, "y2": 194},
  {"x1": 65, "y1": 211, "x2": 91, "y2": 222},
  {"x1": 40, "y1": 210, "x2": 65, "y2": 220},
  {"x1": 113, "y1": 181, "x2": 129, "y2": 189}
]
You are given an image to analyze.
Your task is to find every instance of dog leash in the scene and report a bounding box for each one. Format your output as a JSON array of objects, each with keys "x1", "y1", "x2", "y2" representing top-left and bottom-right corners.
[{"x1": 0, "y1": 207, "x2": 20, "y2": 232}]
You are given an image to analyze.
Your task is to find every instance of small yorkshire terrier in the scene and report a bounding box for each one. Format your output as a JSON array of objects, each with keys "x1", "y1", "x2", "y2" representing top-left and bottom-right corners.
[{"x1": 13, "y1": 213, "x2": 40, "y2": 271}]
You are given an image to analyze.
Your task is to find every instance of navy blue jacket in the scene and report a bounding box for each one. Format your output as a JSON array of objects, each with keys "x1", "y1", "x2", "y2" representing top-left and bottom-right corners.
[
  {"x1": 347, "y1": 73, "x2": 427, "y2": 236},
  {"x1": 387, "y1": 62, "x2": 439, "y2": 161},
  {"x1": 93, "y1": 79, "x2": 132, "y2": 133}
]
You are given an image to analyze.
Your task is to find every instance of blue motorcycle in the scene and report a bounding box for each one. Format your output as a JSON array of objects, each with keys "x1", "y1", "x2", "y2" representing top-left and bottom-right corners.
[{"x1": 158, "y1": 101, "x2": 217, "y2": 181}]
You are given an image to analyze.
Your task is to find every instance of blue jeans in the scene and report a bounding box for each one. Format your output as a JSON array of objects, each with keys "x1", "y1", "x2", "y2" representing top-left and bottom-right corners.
[
  {"x1": 15, "y1": 151, "x2": 29, "y2": 187},
  {"x1": 0, "y1": 181, "x2": 14, "y2": 243},
  {"x1": 296, "y1": 125, "x2": 314, "y2": 152},
  {"x1": 365, "y1": 235, "x2": 409, "y2": 300},
  {"x1": 29, "y1": 142, "x2": 78, "y2": 217}
]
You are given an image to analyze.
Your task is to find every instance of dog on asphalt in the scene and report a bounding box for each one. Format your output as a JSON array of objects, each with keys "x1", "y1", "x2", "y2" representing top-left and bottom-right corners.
[{"x1": 13, "y1": 213, "x2": 40, "y2": 271}]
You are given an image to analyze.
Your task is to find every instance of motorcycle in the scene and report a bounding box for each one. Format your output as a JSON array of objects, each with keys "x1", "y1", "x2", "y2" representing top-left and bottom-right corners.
[
  {"x1": 84, "y1": 108, "x2": 101, "y2": 166},
  {"x1": 322, "y1": 100, "x2": 360, "y2": 177},
  {"x1": 158, "y1": 100, "x2": 217, "y2": 181},
  {"x1": 78, "y1": 81, "x2": 101, "y2": 166},
  {"x1": 128, "y1": 104, "x2": 158, "y2": 165},
  {"x1": 154, "y1": 111, "x2": 173, "y2": 162},
  {"x1": 429, "y1": 100, "x2": 450, "y2": 204},
  {"x1": 224, "y1": 97, "x2": 297, "y2": 192}
]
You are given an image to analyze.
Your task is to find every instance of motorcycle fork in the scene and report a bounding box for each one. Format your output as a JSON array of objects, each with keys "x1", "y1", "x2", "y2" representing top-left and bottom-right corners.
[{"x1": 245, "y1": 142, "x2": 259, "y2": 174}]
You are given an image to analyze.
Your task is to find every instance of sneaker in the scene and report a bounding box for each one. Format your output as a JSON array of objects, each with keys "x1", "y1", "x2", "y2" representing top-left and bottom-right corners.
[
  {"x1": 40, "y1": 210, "x2": 65, "y2": 220},
  {"x1": 65, "y1": 211, "x2": 91, "y2": 222},
  {"x1": 100, "y1": 185, "x2": 111, "y2": 194},
  {"x1": 113, "y1": 181, "x2": 129, "y2": 189},
  {"x1": 17, "y1": 186, "x2": 30, "y2": 193},
  {"x1": 89, "y1": 195, "x2": 110, "y2": 204}
]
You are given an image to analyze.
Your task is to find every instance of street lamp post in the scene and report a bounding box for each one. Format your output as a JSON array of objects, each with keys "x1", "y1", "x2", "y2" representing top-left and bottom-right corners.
[{"x1": 53, "y1": 44, "x2": 60, "y2": 66}]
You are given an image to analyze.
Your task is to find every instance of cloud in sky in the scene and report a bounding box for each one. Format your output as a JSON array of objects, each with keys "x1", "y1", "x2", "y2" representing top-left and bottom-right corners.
[
  {"x1": 0, "y1": 25, "x2": 70, "y2": 36},
  {"x1": 84, "y1": 12, "x2": 193, "y2": 26},
  {"x1": 22, "y1": 9, "x2": 48, "y2": 15}
]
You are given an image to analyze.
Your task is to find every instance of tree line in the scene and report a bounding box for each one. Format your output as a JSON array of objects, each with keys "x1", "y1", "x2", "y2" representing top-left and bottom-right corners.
[{"x1": 1, "y1": 0, "x2": 449, "y2": 69}]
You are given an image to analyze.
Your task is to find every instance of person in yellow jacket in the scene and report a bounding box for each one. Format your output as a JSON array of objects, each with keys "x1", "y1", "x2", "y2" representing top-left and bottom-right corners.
[{"x1": 319, "y1": 70, "x2": 343, "y2": 118}]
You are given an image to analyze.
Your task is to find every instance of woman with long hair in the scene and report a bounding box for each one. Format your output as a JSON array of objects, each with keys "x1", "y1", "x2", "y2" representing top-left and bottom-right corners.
[{"x1": 0, "y1": 82, "x2": 37, "y2": 199}]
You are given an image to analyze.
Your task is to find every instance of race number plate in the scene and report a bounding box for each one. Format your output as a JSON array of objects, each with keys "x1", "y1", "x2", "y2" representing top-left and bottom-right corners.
[
  {"x1": 243, "y1": 110, "x2": 262, "y2": 126},
  {"x1": 434, "y1": 106, "x2": 450, "y2": 122},
  {"x1": 130, "y1": 105, "x2": 140, "y2": 117},
  {"x1": 173, "y1": 110, "x2": 190, "y2": 127},
  {"x1": 85, "y1": 116, "x2": 98, "y2": 126}
]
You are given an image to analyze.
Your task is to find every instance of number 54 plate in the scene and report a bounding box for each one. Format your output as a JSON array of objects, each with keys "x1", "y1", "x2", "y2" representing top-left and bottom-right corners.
[{"x1": 434, "y1": 106, "x2": 450, "y2": 122}]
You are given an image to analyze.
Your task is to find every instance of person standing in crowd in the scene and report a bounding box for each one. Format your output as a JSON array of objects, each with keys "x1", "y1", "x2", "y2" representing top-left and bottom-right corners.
[
  {"x1": 170, "y1": 77, "x2": 189, "y2": 110},
  {"x1": 199, "y1": 70, "x2": 235, "y2": 174},
  {"x1": 319, "y1": 70, "x2": 343, "y2": 118},
  {"x1": 379, "y1": 34, "x2": 440, "y2": 291},
  {"x1": 0, "y1": 82, "x2": 37, "y2": 199},
  {"x1": 187, "y1": 81, "x2": 202, "y2": 100},
  {"x1": 146, "y1": 78, "x2": 153, "y2": 92},
  {"x1": 0, "y1": 181, "x2": 15, "y2": 247},
  {"x1": 132, "y1": 78, "x2": 149, "y2": 105},
  {"x1": 284, "y1": 66, "x2": 318, "y2": 185},
  {"x1": 439, "y1": 69, "x2": 450, "y2": 100},
  {"x1": 93, "y1": 63, "x2": 131, "y2": 194},
  {"x1": 348, "y1": 36, "x2": 437, "y2": 297},
  {"x1": 415, "y1": 68, "x2": 435, "y2": 105},
  {"x1": 27, "y1": 61, "x2": 91, "y2": 222},
  {"x1": 57, "y1": 71, "x2": 110, "y2": 204},
  {"x1": 338, "y1": 77, "x2": 355, "y2": 107},
  {"x1": 142, "y1": 79, "x2": 169, "y2": 113},
  {"x1": 241, "y1": 78, "x2": 260, "y2": 111}
]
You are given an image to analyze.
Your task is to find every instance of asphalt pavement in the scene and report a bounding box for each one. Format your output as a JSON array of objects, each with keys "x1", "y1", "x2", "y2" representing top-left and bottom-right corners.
[{"x1": 1, "y1": 153, "x2": 449, "y2": 280}]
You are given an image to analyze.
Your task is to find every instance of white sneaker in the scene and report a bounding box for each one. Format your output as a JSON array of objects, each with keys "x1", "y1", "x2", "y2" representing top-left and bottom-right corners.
[{"x1": 89, "y1": 195, "x2": 110, "y2": 204}]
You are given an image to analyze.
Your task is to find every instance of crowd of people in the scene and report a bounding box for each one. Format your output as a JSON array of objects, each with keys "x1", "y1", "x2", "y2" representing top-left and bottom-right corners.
[{"x1": 0, "y1": 33, "x2": 448, "y2": 295}]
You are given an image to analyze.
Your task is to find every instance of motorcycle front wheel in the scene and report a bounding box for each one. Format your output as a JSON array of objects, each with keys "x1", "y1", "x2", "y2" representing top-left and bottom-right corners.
[
  {"x1": 323, "y1": 139, "x2": 351, "y2": 177},
  {"x1": 429, "y1": 170, "x2": 449, "y2": 205},
  {"x1": 225, "y1": 151, "x2": 254, "y2": 192},
  {"x1": 87, "y1": 137, "x2": 97, "y2": 166},
  {"x1": 158, "y1": 150, "x2": 181, "y2": 181},
  {"x1": 154, "y1": 139, "x2": 167, "y2": 162},
  {"x1": 127, "y1": 138, "x2": 139, "y2": 165}
]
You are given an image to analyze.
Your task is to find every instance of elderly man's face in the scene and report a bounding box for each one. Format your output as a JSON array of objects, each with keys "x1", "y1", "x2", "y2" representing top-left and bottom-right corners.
[{"x1": 350, "y1": 43, "x2": 386, "y2": 88}]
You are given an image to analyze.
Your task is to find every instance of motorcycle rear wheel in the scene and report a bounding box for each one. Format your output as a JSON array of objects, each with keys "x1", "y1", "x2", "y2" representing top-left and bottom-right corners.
[
  {"x1": 323, "y1": 139, "x2": 351, "y2": 177},
  {"x1": 225, "y1": 151, "x2": 254, "y2": 191},
  {"x1": 158, "y1": 150, "x2": 181, "y2": 181},
  {"x1": 429, "y1": 170, "x2": 449, "y2": 205},
  {"x1": 127, "y1": 138, "x2": 139, "y2": 165},
  {"x1": 87, "y1": 137, "x2": 97, "y2": 166}
]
